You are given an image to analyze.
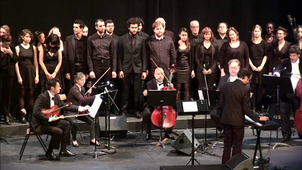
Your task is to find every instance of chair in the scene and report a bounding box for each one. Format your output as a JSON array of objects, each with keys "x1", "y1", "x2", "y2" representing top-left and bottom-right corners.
[{"x1": 19, "y1": 116, "x2": 48, "y2": 160}]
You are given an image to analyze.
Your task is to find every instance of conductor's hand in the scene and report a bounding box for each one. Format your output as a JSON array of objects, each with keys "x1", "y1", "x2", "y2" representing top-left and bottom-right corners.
[{"x1": 259, "y1": 116, "x2": 269, "y2": 122}]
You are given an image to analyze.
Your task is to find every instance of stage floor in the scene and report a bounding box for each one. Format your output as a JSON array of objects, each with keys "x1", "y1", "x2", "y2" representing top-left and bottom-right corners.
[{"x1": 1, "y1": 127, "x2": 301, "y2": 170}]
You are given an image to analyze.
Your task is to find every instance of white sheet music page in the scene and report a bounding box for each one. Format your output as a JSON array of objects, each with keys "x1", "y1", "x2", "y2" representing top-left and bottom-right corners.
[
  {"x1": 88, "y1": 94, "x2": 102, "y2": 118},
  {"x1": 198, "y1": 90, "x2": 204, "y2": 100},
  {"x1": 182, "y1": 101, "x2": 198, "y2": 112}
]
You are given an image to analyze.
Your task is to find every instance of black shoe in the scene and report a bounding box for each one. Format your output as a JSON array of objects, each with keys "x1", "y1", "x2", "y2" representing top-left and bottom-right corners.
[
  {"x1": 144, "y1": 133, "x2": 152, "y2": 141},
  {"x1": 5, "y1": 116, "x2": 11, "y2": 125},
  {"x1": 90, "y1": 140, "x2": 101, "y2": 146},
  {"x1": 135, "y1": 111, "x2": 142, "y2": 119},
  {"x1": 72, "y1": 141, "x2": 79, "y2": 148},
  {"x1": 60, "y1": 150, "x2": 76, "y2": 156},
  {"x1": 281, "y1": 137, "x2": 291, "y2": 142},
  {"x1": 46, "y1": 152, "x2": 60, "y2": 160},
  {"x1": 21, "y1": 117, "x2": 27, "y2": 123}
]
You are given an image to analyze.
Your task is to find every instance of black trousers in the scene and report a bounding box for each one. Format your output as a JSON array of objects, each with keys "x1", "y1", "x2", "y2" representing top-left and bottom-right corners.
[
  {"x1": 120, "y1": 72, "x2": 142, "y2": 113},
  {"x1": 65, "y1": 116, "x2": 95, "y2": 141},
  {"x1": 43, "y1": 120, "x2": 70, "y2": 151},
  {"x1": 222, "y1": 124, "x2": 244, "y2": 164},
  {"x1": 0, "y1": 69, "x2": 13, "y2": 119},
  {"x1": 280, "y1": 93, "x2": 300, "y2": 139},
  {"x1": 92, "y1": 60, "x2": 112, "y2": 94},
  {"x1": 142, "y1": 106, "x2": 154, "y2": 133}
]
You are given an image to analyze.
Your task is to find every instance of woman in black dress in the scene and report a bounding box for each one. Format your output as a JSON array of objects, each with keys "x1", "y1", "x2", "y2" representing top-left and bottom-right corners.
[
  {"x1": 174, "y1": 27, "x2": 194, "y2": 100},
  {"x1": 65, "y1": 72, "x2": 100, "y2": 147},
  {"x1": 195, "y1": 27, "x2": 218, "y2": 90},
  {"x1": 39, "y1": 34, "x2": 62, "y2": 93},
  {"x1": 248, "y1": 25, "x2": 268, "y2": 111},
  {"x1": 33, "y1": 31, "x2": 45, "y2": 97},
  {"x1": 268, "y1": 26, "x2": 291, "y2": 74},
  {"x1": 220, "y1": 27, "x2": 249, "y2": 76},
  {"x1": 15, "y1": 29, "x2": 39, "y2": 122},
  {"x1": 0, "y1": 34, "x2": 17, "y2": 124}
]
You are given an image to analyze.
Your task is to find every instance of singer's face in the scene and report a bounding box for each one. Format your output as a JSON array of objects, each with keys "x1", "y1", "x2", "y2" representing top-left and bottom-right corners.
[
  {"x1": 153, "y1": 25, "x2": 164, "y2": 37},
  {"x1": 277, "y1": 30, "x2": 286, "y2": 40},
  {"x1": 228, "y1": 30, "x2": 237, "y2": 41},
  {"x1": 179, "y1": 31, "x2": 188, "y2": 42},
  {"x1": 0, "y1": 28, "x2": 7, "y2": 36},
  {"x1": 128, "y1": 24, "x2": 138, "y2": 35},
  {"x1": 266, "y1": 24, "x2": 274, "y2": 34},
  {"x1": 76, "y1": 77, "x2": 86, "y2": 87},
  {"x1": 253, "y1": 28, "x2": 261, "y2": 38},
  {"x1": 218, "y1": 23, "x2": 227, "y2": 34},
  {"x1": 106, "y1": 23, "x2": 114, "y2": 33},
  {"x1": 298, "y1": 28, "x2": 302, "y2": 39},
  {"x1": 190, "y1": 21, "x2": 199, "y2": 35},
  {"x1": 22, "y1": 33, "x2": 31, "y2": 44},
  {"x1": 290, "y1": 53, "x2": 299, "y2": 63},
  {"x1": 203, "y1": 32, "x2": 212, "y2": 41},
  {"x1": 73, "y1": 23, "x2": 83, "y2": 35},
  {"x1": 95, "y1": 21, "x2": 105, "y2": 33}
]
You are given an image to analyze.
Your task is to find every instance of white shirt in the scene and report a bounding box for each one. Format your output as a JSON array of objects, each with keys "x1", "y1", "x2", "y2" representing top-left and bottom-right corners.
[
  {"x1": 155, "y1": 35, "x2": 164, "y2": 41},
  {"x1": 228, "y1": 75, "x2": 238, "y2": 82},
  {"x1": 48, "y1": 91, "x2": 55, "y2": 107},
  {"x1": 291, "y1": 58, "x2": 301, "y2": 91}
]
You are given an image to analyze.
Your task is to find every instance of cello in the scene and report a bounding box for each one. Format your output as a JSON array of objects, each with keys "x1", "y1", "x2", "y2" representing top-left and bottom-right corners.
[
  {"x1": 150, "y1": 71, "x2": 177, "y2": 129},
  {"x1": 294, "y1": 78, "x2": 302, "y2": 138}
]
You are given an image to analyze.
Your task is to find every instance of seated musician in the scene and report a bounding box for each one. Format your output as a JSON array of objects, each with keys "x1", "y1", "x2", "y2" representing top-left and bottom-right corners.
[
  {"x1": 142, "y1": 67, "x2": 174, "y2": 141},
  {"x1": 273, "y1": 45, "x2": 301, "y2": 142},
  {"x1": 65, "y1": 72, "x2": 100, "y2": 147},
  {"x1": 31, "y1": 78, "x2": 89, "y2": 160}
]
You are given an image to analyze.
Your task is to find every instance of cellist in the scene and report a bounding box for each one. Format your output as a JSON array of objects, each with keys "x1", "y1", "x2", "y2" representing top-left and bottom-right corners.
[
  {"x1": 273, "y1": 45, "x2": 301, "y2": 142},
  {"x1": 141, "y1": 67, "x2": 174, "y2": 141},
  {"x1": 31, "y1": 78, "x2": 89, "y2": 160}
]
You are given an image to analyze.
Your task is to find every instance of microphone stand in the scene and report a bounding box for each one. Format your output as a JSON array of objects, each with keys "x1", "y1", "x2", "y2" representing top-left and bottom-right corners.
[{"x1": 201, "y1": 66, "x2": 212, "y2": 152}]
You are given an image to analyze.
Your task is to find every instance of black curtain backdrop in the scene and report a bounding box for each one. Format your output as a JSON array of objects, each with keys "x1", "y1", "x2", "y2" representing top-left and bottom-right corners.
[{"x1": 1, "y1": 0, "x2": 301, "y2": 43}]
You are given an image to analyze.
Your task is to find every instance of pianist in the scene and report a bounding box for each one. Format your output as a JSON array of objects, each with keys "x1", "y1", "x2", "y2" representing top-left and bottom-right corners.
[{"x1": 219, "y1": 69, "x2": 269, "y2": 164}]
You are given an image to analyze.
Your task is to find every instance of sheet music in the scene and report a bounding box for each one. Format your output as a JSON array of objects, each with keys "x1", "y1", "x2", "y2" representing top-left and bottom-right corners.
[
  {"x1": 245, "y1": 115, "x2": 262, "y2": 126},
  {"x1": 88, "y1": 94, "x2": 102, "y2": 118},
  {"x1": 182, "y1": 101, "x2": 198, "y2": 112},
  {"x1": 198, "y1": 90, "x2": 204, "y2": 100}
]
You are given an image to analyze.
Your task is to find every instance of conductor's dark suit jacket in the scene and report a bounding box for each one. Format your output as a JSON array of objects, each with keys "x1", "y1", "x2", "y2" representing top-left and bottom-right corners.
[
  {"x1": 219, "y1": 79, "x2": 259, "y2": 127},
  {"x1": 31, "y1": 91, "x2": 79, "y2": 135},
  {"x1": 118, "y1": 33, "x2": 147, "y2": 73}
]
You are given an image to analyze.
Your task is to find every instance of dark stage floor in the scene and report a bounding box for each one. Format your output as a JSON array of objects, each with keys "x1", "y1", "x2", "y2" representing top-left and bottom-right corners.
[{"x1": 1, "y1": 127, "x2": 301, "y2": 170}]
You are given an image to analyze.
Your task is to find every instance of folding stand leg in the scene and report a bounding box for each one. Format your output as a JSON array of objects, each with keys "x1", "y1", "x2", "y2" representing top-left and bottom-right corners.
[{"x1": 186, "y1": 115, "x2": 200, "y2": 165}]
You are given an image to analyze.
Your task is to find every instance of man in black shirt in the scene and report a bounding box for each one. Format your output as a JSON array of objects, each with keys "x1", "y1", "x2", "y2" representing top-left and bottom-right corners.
[
  {"x1": 65, "y1": 20, "x2": 88, "y2": 94},
  {"x1": 146, "y1": 21, "x2": 176, "y2": 78},
  {"x1": 87, "y1": 19, "x2": 117, "y2": 93}
]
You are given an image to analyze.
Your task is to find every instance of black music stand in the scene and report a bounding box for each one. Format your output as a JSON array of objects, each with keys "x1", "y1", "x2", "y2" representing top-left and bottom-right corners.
[
  {"x1": 147, "y1": 90, "x2": 177, "y2": 148},
  {"x1": 263, "y1": 75, "x2": 293, "y2": 149},
  {"x1": 176, "y1": 100, "x2": 209, "y2": 165},
  {"x1": 100, "y1": 88, "x2": 119, "y2": 154}
]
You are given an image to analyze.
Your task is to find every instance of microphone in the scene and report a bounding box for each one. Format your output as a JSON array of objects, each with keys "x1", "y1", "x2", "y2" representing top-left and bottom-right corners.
[
  {"x1": 93, "y1": 81, "x2": 114, "y2": 89},
  {"x1": 288, "y1": 15, "x2": 293, "y2": 26}
]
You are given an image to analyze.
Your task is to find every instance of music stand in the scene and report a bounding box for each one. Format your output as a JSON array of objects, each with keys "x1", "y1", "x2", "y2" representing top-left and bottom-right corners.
[
  {"x1": 176, "y1": 100, "x2": 209, "y2": 165},
  {"x1": 100, "y1": 87, "x2": 119, "y2": 154},
  {"x1": 199, "y1": 90, "x2": 221, "y2": 149},
  {"x1": 147, "y1": 90, "x2": 177, "y2": 148},
  {"x1": 263, "y1": 75, "x2": 293, "y2": 149}
]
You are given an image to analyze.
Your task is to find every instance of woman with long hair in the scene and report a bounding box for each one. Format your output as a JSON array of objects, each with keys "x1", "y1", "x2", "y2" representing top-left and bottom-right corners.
[
  {"x1": 248, "y1": 25, "x2": 268, "y2": 111},
  {"x1": 39, "y1": 34, "x2": 62, "y2": 93},
  {"x1": 174, "y1": 27, "x2": 195, "y2": 100},
  {"x1": 220, "y1": 27, "x2": 249, "y2": 76},
  {"x1": 195, "y1": 27, "x2": 218, "y2": 90},
  {"x1": 15, "y1": 29, "x2": 39, "y2": 122}
]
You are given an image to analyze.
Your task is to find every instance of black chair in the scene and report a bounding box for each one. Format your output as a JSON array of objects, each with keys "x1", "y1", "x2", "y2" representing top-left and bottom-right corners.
[{"x1": 19, "y1": 115, "x2": 48, "y2": 160}]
